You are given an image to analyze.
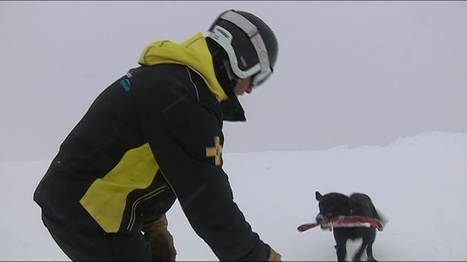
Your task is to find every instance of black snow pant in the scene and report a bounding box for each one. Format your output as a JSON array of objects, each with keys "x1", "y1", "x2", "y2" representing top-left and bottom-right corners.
[{"x1": 41, "y1": 211, "x2": 153, "y2": 261}]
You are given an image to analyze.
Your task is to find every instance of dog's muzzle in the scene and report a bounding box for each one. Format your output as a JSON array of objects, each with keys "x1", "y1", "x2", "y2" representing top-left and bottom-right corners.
[
  {"x1": 316, "y1": 214, "x2": 333, "y2": 231},
  {"x1": 315, "y1": 214, "x2": 325, "y2": 224}
]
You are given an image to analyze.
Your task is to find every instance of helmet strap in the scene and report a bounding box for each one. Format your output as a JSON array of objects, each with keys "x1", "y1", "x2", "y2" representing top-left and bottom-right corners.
[{"x1": 223, "y1": 59, "x2": 240, "y2": 88}]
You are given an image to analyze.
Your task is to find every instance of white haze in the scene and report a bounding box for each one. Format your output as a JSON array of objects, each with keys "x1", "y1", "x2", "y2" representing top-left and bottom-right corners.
[
  {"x1": 1, "y1": 132, "x2": 466, "y2": 261},
  {"x1": 2, "y1": 1, "x2": 467, "y2": 162}
]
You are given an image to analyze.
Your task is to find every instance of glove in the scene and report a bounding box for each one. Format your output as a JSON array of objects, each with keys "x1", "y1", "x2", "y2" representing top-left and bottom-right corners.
[
  {"x1": 268, "y1": 247, "x2": 282, "y2": 261},
  {"x1": 142, "y1": 214, "x2": 177, "y2": 261}
]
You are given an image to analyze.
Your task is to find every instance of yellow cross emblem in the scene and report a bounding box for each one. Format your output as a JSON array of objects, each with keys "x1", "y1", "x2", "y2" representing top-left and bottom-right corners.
[{"x1": 206, "y1": 136, "x2": 222, "y2": 166}]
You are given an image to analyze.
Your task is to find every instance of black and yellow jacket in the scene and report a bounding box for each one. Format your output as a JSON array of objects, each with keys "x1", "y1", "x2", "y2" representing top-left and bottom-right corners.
[{"x1": 34, "y1": 33, "x2": 270, "y2": 260}]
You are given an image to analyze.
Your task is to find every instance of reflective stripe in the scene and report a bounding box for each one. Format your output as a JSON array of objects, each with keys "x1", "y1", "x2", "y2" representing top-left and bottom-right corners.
[{"x1": 218, "y1": 11, "x2": 272, "y2": 87}]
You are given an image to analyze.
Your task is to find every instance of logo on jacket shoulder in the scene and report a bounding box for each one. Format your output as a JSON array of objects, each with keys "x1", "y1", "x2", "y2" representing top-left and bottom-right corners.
[
  {"x1": 120, "y1": 72, "x2": 133, "y2": 92},
  {"x1": 206, "y1": 136, "x2": 223, "y2": 166}
]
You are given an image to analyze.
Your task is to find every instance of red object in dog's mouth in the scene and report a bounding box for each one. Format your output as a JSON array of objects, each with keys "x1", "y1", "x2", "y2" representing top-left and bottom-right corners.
[
  {"x1": 297, "y1": 223, "x2": 320, "y2": 232},
  {"x1": 297, "y1": 216, "x2": 384, "y2": 232}
]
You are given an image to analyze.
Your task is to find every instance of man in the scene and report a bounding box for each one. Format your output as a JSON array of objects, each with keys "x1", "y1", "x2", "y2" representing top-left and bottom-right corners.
[{"x1": 34, "y1": 9, "x2": 280, "y2": 261}]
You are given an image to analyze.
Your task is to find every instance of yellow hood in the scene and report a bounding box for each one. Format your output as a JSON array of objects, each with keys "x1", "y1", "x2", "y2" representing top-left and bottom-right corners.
[{"x1": 138, "y1": 33, "x2": 228, "y2": 102}]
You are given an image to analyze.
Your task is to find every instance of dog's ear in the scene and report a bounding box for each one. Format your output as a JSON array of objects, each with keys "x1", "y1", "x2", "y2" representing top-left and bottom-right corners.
[{"x1": 315, "y1": 191, "x2": 323, "y2": 201}]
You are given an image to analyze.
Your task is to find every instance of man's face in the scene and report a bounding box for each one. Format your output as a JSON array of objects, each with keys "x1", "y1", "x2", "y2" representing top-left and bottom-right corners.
[
  {"x1": 233, "y1": 77, "x2": 253, "y2": 96},
  {"x1": 224, "y1": 59, "x2": 253, "y2": 96}
]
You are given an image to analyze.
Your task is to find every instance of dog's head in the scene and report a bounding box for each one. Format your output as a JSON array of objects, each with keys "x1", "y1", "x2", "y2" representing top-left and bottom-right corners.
[{"x1": 315, "y1": 191, "x2": 352, "y2": 224}]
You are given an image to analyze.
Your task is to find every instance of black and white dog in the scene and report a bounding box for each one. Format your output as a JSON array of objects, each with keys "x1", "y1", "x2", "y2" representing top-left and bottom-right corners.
[{"x1": 315, "y1": 191, "x2": 385, "y2": 261}]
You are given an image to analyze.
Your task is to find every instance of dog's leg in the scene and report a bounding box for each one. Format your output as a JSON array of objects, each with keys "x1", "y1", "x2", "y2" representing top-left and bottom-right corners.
[
  {"x1": 336, "y1": 242, "x2": 347, "y2": 262},
  {"x1": 334, "y1": 229, "x2": 353, "y2": 261},
  {"x1": 365, "y1": 233, "x2": 377, "y2": 261},
  {"x1": 366, "y1": 243, "x2": 376, "y2": 262},
  {"x1": 352, "y1": 241, "x2": 367, "y2": 262},
  {"x1": 334, "y1": 237, "x2": 347, "y2": 261},
  {"x1": 354, "y1": 230, "x2": 377, "y2": 262},
  {"x1": 334, "y1": 231, "x2": 348, "y2": 261}
]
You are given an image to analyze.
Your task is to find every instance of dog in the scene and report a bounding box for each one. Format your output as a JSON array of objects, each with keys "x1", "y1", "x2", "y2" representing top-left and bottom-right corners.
[{"x1": 315, "y1": 191, "x2": 384, "y2": 261}]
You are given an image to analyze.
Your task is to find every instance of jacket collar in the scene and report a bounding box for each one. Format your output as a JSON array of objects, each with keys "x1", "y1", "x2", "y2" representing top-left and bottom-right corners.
[{"x1": 138, "y1": 33, "x2": 246, "y2": 122}]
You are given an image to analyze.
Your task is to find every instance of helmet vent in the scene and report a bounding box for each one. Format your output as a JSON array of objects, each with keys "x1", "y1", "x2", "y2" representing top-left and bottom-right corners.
[
  {"x1": 240, "y1": 56, "x2": 247, "y2": 67},
  {"x1": 217, "y1": 28, "x2": 229, "y2": 38}
]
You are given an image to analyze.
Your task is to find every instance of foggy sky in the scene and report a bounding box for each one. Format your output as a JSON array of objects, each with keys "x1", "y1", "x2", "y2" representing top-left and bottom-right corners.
[{"x1": 2, "y1": 1, "x2": 466, "y2": 161}]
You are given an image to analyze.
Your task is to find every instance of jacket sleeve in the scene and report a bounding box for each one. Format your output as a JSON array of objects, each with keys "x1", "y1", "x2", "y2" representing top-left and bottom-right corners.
[{"x1": 134, "y1": 67, "x2": 271, "y2": 261}]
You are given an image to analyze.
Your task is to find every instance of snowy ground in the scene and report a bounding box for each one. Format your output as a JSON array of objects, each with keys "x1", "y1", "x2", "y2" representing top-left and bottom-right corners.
[{"x1": 1, "y1": 132, "x2": 466, "y2": 261}]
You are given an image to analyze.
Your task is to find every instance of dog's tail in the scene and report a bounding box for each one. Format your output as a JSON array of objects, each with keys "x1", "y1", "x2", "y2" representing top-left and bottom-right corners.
[{"x1": 375, "y1": 208, "x2": 389, "y2": 228}]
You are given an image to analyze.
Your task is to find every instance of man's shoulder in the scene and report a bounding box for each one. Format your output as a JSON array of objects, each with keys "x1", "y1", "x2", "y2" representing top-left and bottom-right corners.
[{"x1": 130, "y1": 63, "x2": 189, "y2": 76}]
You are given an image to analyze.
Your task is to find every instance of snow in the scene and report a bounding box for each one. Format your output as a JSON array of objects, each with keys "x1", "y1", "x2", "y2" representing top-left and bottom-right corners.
[{"x1": 1, "y1": 131, "x2": 466, "y2": 261}]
